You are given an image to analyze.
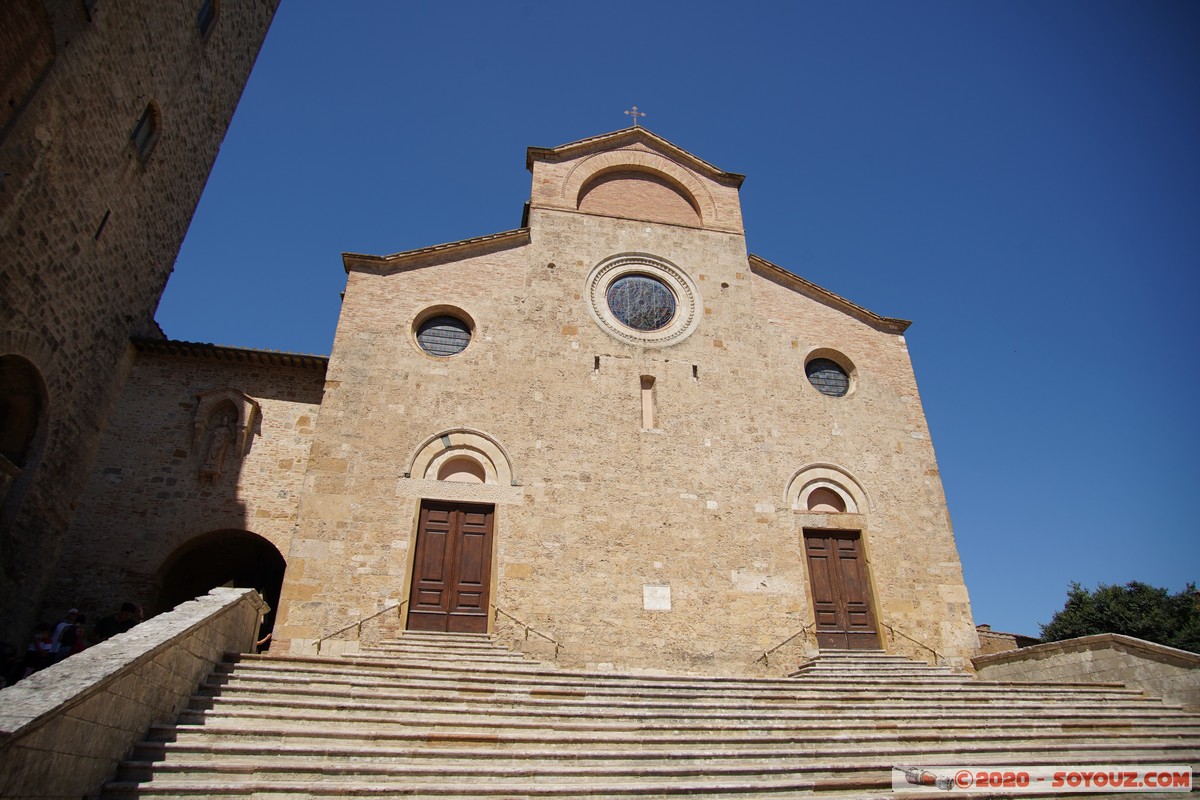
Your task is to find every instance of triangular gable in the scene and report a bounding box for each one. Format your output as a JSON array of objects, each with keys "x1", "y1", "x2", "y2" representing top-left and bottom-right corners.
[{"x1": 527, "y1": 127, "x2": 745, "y2": 188}]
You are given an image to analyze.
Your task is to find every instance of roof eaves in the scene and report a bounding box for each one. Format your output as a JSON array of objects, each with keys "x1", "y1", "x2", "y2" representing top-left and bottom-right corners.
[
  {"x1": 747, "y1": 254, "x2": 912, "y2": 333},
  {"x1": 342, "y1": 228, "x2": 531, "y2": 274},
  {"x1": 131, "y1": 338, "x2": 329, "y2": 370}
]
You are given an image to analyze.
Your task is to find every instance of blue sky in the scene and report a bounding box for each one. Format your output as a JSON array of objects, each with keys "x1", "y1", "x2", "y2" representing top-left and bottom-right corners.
[{"x1": 159, "y1": 1, "x2": 1199, "y2": 638}]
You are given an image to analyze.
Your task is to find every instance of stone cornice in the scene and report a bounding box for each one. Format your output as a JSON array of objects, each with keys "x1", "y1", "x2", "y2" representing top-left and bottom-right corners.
[
  {"x1": 527, "y1": 128, "x2": 746, "y2": 188},
  {"x1": 973, "y1": 633, "x2": 1200, "y2": 671},
  {"x1": 748, "y1": 254, "x2": 912, "y2": 334},
  {"x1": 342, "y1": 228, "x2": 531, "y2": 275},
  {"x1": 132, "y1": 338, "x2": 328, "y2": 370}
]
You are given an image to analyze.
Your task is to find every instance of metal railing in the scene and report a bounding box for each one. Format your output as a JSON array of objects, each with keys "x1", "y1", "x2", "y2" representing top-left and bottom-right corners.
[
  {"x1": 882, "y1": 622, "x2": 943, "y2": 664},
  {"x1": 755, "y1": 622, "x2": 816, "y2": 667},
  {"x1": 314, "y1": 600, "x2": 408, "y2": 655},
  {"x1": 491, "y1": 605, "x2": 562, "y2": 659}
]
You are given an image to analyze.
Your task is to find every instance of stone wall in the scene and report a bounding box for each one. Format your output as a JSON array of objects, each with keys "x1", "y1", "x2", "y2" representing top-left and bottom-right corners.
[
  {"x1": 0, "y1": 587, "x2": 265, "y2": 800},
  {"x1": 0, "y1": 0, "x2": 278, "y2": 644},
  {"x1": 45, "y1": 342, "x2": 325, "y2": 620},
  {"x1": 973, "y1": 634, "x2": 1200, "y2": 712}
]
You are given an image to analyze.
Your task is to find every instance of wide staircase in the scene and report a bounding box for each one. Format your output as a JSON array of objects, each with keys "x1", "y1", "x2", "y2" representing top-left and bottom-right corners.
[{"x1": 101, "y1": 632, "x2": 1200, "y2": 798}]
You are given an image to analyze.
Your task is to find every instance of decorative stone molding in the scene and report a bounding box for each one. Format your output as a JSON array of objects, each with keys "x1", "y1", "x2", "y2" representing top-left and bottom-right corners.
[
  {"x1": 785, "y1": 463, "x2": 872, "y2": 513},
  {"x1": 562, "y1": 148, "x2": 718, "y2": 226},
  {"x1": 585, "y1": 253, "x2": 701, "y2": 348},
  {"x1": 406, "y1": 428, "x2": 518, "y2": 487}
]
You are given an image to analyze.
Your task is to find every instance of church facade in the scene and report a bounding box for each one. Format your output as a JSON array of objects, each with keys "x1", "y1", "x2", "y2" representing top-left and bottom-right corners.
[{"x1": 54, "y1": 127, "x2": 979, "y2": 673}]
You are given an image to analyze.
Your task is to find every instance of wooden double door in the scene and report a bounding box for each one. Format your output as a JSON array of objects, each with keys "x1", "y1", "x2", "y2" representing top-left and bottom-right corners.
[
  {"x1": 803, "y1": 530, "x2": 881, "y2": 649},
  {"x1": 406, "y1": 500, "x2": 494, "y2": 633}
]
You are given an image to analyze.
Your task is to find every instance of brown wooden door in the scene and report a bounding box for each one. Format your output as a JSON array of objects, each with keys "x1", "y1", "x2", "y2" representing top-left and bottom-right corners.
[
  {"x1": 803, "y1": 530, "x2": 881, "y2": 649},
  {"x1": 407, "y1": 500, "x2": 494, "y2": 633}
]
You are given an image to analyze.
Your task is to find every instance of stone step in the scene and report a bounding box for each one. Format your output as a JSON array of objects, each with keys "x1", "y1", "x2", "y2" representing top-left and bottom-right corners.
[
  {"x1": 793, "y1": 667, "x2": 965, "y2": 677},
  {"x1": 225, "y1": 654, "x2": 1146, "y2": 698},
  {"x1": 201, "y1": 678, "x2": 1147, "y2": 708},
  {"x1": 216, "y1": 671, "x2": 993, "y2": 695},
  {"x1": 201, "y1": 668, "x2": 1152, "y2": 703},
  {"x1": 102, "y1": 647, "x2": 1200, "y2": 800},
  {"x1": 191, "y1": 677, "x2": 1167, "y2": 713},
  {"x1": 387, "y1": 634, "x2": 497, "y2": 640},
  {"x1": 126, "y1": 739, "x2": 1200, "y2": 767},
  {"x1": 95, "y1": 776, "x2": 986, "y2": 799},
  {"x1": 102, "y1": 757, "x2": 945, "y2": 784},
  {"x1": 135, "y1": 732, "x2": 1199, "y2": 764},
  {"x1": 100, "y1": 768, "x2": 1200, "y2": 800},
  {"x1": 356, "y1": 650, "x2": 534, "y2": 664},
  {"x1": 184, "y1": 689, "x2": 1193, "y2": 725},
  {"x1": 143, "y1": 722, "x2": 1200, "y2": 759},
  {"x1": 172, "y1": 706, "x2": 1199, "y2": 740},
  {"x1": 179, "y1": 683, "x2": 1200, "y2": 717},
  {"x1": 109, "y1": 753, "x2": 1200, "y2": 788},
  {"x1": 376, "y1": 639, "x2": 510, "y2": 653},
  {"x1": 348, "y1": 652, "x2": 550, "y2": 668},
  {"x1": 173, "y1": 704, "x2": 1200, "y2": 736}
]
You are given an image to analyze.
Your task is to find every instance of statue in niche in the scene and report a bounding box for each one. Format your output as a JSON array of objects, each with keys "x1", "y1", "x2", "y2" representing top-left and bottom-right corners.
[{"x1": 199, "y1": 410, "x2": 236, "y2": 483}]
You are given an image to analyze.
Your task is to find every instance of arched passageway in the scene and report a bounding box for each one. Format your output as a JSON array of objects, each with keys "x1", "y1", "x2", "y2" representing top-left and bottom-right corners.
[
  {"x1": 0, "y1": 354, "x2": 49, "y2": 508},
  {"x1": 156, "y1": 529, "x2": 285, "y2": 639}
]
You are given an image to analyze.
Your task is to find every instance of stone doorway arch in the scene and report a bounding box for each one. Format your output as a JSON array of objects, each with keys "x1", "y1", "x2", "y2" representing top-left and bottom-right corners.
[{"x1": 155, "y1": 529, "x2": 285, "y2": 639}]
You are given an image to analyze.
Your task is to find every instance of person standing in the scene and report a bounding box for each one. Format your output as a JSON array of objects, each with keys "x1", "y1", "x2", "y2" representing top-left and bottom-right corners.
[
  {"x1": 50, "y1": 608, "x2": 79, "y2": 662},
  {"x1": 93, "y1": 602, "x2": 142, "y2": 642}
]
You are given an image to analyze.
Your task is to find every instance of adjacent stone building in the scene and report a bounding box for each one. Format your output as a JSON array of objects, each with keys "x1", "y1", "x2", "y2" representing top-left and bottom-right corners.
[
  {"x1": 51, "y1": 126, "x2": 980, "y2": 674},
  {"x1": 0, "y1": 0, "x2": 278, "y2": 643}
]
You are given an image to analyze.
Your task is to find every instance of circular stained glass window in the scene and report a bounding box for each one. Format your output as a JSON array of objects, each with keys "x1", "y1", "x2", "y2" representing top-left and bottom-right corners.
[
  {"x1": 806, "y1": 358, "x2": 850, "y2": 397},
  {"x1": 416, "y1": 315, "x2": 471, "y2": 357},
  {"x1": 606, "y1": 274, "x2": 676, "y2": 332}
]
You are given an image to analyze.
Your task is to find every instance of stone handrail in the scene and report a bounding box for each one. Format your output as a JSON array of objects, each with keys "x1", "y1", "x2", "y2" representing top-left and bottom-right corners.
[
  {"x1": 314, "y1": 599, "x2": 408, "y2": 655},
  {"x1": 492, "y1": 605, "x2": 562, "y2": 658},
  {"x1": 755, "y1": 623, "x2": 815, "y2": 667}
]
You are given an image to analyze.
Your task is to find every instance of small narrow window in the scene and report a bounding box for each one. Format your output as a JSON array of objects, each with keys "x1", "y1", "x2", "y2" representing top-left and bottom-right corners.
[
  {"x1": 640, "y1": 375, "x2": 656, "y2": 429},
  {"x1": 130, "y1": 103, "x2": 159, "y2": 161},
  {"x1": 197, "y1": 0, "x2": 219, "y2": 38}
]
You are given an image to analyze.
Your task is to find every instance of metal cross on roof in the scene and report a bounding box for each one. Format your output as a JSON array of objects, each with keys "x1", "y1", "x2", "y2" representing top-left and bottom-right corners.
[{"x1": 624, "y1": 106, "x2": 646, "y2": 127}]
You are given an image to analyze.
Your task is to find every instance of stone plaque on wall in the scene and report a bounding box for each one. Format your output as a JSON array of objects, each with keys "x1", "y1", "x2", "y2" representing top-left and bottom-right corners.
[{"x1": 643, "y1": 583, "x2": 671, "y2": 612}]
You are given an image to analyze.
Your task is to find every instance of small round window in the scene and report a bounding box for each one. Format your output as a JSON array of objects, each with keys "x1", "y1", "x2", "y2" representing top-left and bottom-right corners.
[
  {"x1": 806, "y1": 357, "x2": 850, "y2": 397},
  {"x1": 416, "y1": 315, "x2": 471, "y2": 357},
  {"x1": 606, "y1": 274, "x2": 676, "y2": 332}
]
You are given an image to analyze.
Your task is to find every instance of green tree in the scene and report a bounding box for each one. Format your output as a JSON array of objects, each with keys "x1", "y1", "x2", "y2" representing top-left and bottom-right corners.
[{"x1": 1040, "y1": 581, "x2": 1200, "y2": 654}]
